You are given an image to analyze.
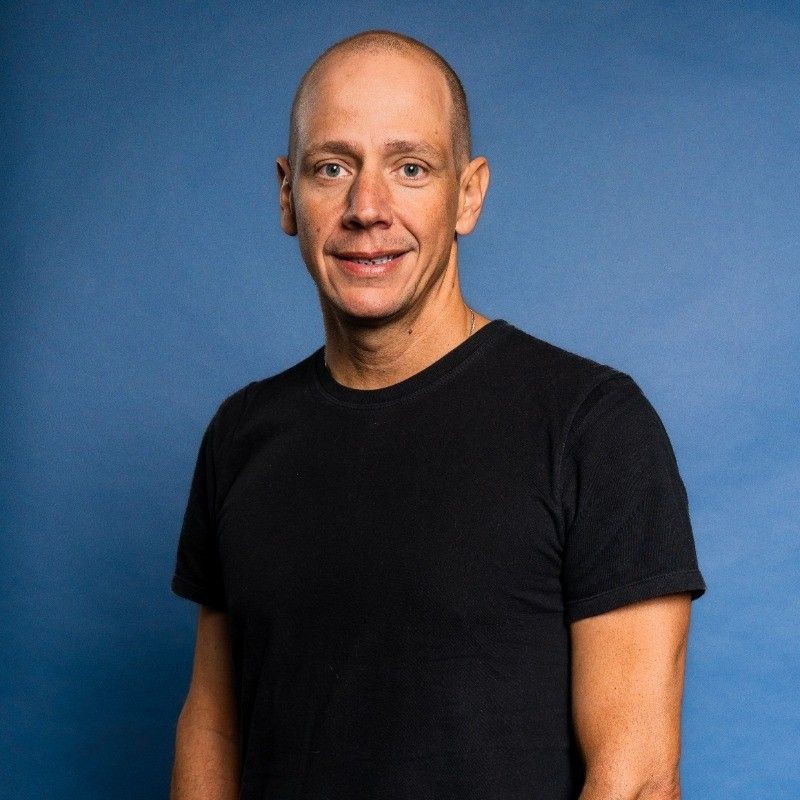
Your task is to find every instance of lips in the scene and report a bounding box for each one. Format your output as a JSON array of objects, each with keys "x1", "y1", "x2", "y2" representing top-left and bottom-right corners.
[
  {"x1": 335, "y1": 249, "x2": 407, "y2": 262},
  {"x1": 347, "y1": 254, "x2": 396, "y2": 265},
  {"x1": 332, "y1": 250, "x2": 408, "y2": 276}
]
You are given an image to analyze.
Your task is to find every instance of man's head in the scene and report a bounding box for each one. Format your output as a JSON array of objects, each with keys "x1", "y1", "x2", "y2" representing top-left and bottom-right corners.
[
  {"x1": 288, "y1": 30, "x2": 472, "y2": 173},
  {"x1": 276, "y1": 30, "x2": 489, "y2": 325}
]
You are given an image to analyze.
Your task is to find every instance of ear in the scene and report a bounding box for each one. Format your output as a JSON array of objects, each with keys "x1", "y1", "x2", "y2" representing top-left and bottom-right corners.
[
  {"x1": 276, "y1": 156, "x2": 297, "y2": 236},
  {"x1": 455, "y1": 156, "x2": 490, "y2": 236}
]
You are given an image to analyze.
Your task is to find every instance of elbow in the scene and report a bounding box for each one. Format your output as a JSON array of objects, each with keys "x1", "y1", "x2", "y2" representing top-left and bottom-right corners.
[
  {"x1": 582, "y1": 769, "x2": 681, "y2": 800},
  {"x1": 634, "y1": 775, "x2": 681, "y2": 800}
]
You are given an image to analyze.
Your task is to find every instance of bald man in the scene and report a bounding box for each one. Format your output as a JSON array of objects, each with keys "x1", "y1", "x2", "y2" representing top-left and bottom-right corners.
[{"x1": 170, "y1": 29, "x2": 705, "y2": 800}]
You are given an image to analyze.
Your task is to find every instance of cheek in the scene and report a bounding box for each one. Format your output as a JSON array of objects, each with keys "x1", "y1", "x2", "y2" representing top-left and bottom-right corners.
[
  {"x1": 295, "y1": 219, "x2": 321, "y2": 266},
  {"x1": 409, "y1": 192, "x2": 460, "y2": 243},
  {"x1": 295, "y1": 199, "x2": 329, "y2": 246}
]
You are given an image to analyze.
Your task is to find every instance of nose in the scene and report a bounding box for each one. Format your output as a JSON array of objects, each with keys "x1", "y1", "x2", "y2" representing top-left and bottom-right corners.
[{"x1": 342, "y1": 167, "x2": 393, "y2": 229}]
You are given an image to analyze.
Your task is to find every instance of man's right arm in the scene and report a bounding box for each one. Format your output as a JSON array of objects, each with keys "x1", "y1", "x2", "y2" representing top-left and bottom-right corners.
[{"x1": 171, "y1": 605, "x2": 241, "y2": 800}]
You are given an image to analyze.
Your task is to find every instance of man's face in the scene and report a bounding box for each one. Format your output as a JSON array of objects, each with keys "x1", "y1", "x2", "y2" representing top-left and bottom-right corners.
[{"x1": 279, "y1": 49, "x2": 468, "y2": 323}]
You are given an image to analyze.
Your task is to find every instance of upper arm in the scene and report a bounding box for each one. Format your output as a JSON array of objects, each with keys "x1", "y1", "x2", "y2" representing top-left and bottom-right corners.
[
  {"x1": 560, "y1": 373, "x2": 705, "y2": 624},
  {"x1": 570, "y1": 592, "x2": 692, "y2": 796},
  {"x1": 180, "y1": 605, "x2": 239, "y2": 740}
]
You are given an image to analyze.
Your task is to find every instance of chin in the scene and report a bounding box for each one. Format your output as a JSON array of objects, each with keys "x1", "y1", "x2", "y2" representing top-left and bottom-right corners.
[{"x1": 328, "y1": 289, "x2": 410, "y2": 325}]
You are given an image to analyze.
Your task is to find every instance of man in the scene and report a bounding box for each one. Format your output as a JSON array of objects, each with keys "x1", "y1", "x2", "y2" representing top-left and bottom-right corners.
[{"x1": 170, "y1": 29, "x2": 705, "y2": 800}]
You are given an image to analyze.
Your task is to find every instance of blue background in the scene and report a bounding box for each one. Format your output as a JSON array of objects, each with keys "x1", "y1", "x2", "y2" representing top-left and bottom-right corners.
[{"x1": 2, "y1": 2, "x2": 798, "y2": 797}]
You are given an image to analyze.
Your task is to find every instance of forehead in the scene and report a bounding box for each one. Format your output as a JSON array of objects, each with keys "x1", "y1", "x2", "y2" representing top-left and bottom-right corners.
[{"x1": 296, "y1": 48, "x2": 454, "y2": 157}]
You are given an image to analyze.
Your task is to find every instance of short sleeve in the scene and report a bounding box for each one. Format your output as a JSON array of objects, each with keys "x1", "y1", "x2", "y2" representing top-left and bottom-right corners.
[
  {"x1": 170, "y1": 415, "x2": 227, "y2": 610},
  {"x1": 560, "y1": 372, "x2": 706, "y2": 622}
]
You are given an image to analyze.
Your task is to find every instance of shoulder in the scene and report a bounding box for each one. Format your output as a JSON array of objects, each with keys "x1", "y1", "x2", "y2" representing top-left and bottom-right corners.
[
  {"x1": 491, "y1": 321, "x2": 637, "y2": 416},
  {"x1": 205, "y1": 350, "x2": 318, "y2": 445},
  {"x1": 489, "y1": 324, "x2": 678, "y2": 481}
]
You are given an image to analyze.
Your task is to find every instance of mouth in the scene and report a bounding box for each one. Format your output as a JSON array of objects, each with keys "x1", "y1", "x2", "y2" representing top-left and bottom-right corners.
[{"x1": 332, "y1": 250, "x2": 408, "y2": 276}]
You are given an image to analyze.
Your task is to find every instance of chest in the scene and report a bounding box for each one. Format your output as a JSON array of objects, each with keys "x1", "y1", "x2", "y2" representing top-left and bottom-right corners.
[{"x1": 216, "y1": 402, "x2": 566, "y2": 661}]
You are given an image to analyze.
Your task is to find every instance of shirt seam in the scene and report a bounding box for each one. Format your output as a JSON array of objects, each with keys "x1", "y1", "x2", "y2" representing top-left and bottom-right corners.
[
  {"x1": 310, "y1": 324, "x2": 515, "y2": 410},
  {"x1": 553, "y1": 367, "x2": 625, "y2": 525},
  {"x1": 171, "y1": 573, "x2": 213, "y2": 593},
  {"x1": 171, "y1": 573, "x2": 225, "y2": 605},
  {"x1": 565, "y1": 568, "x2": 705, "y2": 609}
]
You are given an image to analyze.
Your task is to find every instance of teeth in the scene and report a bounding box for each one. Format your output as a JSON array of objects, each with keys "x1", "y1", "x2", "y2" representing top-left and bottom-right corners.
[{"x1": 352, "y1": 255, "x2": 394, "y2": 265}]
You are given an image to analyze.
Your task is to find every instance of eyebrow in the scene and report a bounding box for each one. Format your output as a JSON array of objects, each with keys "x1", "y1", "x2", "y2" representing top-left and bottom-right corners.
[
  {"x1": 383, "y1": 139, "x2": 443, "y2": 160},
  {"x1": 303, "y1": 138, "x2": 444, "y2": 162}
]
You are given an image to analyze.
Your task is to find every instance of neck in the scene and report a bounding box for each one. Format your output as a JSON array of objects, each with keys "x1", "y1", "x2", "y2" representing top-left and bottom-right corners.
[{"x1": 321, "y1": 293, "x2": 487, "y2": 391}]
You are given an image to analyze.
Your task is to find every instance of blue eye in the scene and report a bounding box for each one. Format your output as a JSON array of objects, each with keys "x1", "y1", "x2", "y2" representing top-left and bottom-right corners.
[
  {"x1": 321, "y1": 164, "x2": 342, "y2": 177},
  {"x1": 402, "y1": 164, "x2": 423, "y2": 178}
]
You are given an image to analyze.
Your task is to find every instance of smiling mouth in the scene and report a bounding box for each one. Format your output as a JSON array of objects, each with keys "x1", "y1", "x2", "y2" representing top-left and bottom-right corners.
[
  {"x1": 348, "y1": 254, "x2": 397, "y2": 265},
  {"x1": 333, "y1": 251, "x2": 408, "y2": 275}
]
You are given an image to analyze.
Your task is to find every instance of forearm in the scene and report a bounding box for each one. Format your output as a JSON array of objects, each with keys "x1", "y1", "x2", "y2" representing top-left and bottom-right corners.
[
  {"x1": 571, "y1": 596, "x2": 691, "y2": 800},
  {"x1": 170, "y1": 706, "x2": 241, "y2": 800}
]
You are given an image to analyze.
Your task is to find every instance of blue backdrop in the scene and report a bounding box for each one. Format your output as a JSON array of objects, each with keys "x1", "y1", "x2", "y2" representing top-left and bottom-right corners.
[{"x1": 2, "y1": 2, "x2": 798, "y2": 798}]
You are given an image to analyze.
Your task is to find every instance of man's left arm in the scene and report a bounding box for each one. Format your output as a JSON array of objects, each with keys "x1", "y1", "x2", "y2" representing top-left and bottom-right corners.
[{"x1": 570, "y1": 592, "x2": 692, "y2": 800}]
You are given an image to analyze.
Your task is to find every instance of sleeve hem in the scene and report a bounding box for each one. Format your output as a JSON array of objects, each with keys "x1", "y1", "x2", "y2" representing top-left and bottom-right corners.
[
  {"x1": 170, "y1": 573, "x2": 227, "y2": 610},
  {"x1": 565, "y1": 569, "x2": 706, "y2": 622}
]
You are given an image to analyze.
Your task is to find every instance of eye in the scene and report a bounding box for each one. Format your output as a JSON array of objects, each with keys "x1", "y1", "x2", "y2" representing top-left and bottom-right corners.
[
  {"x1": 400, "y1": 163, "x2": 425, "y2": 179},
  {"x1": 318, "y1": 163, "x2": 344, "y2": 178}
]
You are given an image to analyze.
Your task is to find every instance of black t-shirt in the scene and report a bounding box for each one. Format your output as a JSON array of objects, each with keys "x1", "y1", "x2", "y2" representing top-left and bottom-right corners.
[{"x1": 171, "y1": 319, "x2": 705, "y2": 800}]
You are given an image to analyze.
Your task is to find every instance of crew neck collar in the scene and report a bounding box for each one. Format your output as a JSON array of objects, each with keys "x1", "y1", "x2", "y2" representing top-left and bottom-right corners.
[{"x1": 311, "y1": 318, "x2": 511, "y2": 407}]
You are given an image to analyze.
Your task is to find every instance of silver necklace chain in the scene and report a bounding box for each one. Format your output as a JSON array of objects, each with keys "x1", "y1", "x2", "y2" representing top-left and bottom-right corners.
[{"x1": 324, "y1": 307, "x2": 476, "y2": 369}]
